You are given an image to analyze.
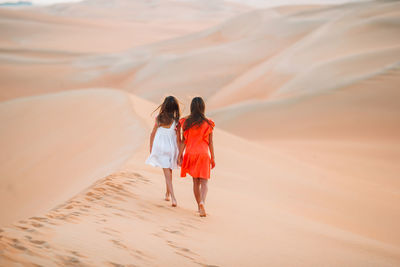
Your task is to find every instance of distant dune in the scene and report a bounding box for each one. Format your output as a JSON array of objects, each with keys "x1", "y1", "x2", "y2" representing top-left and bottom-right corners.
[
  {"x1": 0, "y1": 1, "x2": 32, "y2": 7},
  {"x1": 0, "y1": 0, "x2": 399, "y2": 266},
  {"x1": 0, "y1": 0, "x2": 249, "y2": 101}
]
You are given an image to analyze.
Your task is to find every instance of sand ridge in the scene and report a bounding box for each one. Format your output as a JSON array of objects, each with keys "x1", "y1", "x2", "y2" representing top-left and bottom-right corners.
[
  {"x1": 0, "y1": 89, "x2": 146, "y2": 226},
  {"x1": 1, "y1": 92, "x2": 400, "y2": 265}
]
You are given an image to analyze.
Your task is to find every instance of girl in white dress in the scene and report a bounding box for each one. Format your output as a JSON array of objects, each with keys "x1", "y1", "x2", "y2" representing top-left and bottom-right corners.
[{"x1": 146, "y1": 96, "x2": 181, "y2": 207}]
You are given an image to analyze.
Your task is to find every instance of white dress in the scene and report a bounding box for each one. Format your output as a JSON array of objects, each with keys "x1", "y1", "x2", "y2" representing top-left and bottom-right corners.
[{"x1": 146, "y1": 121, "x2": 179, "y2": 169}]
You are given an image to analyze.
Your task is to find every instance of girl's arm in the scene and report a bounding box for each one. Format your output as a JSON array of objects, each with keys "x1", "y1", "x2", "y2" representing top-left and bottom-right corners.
[
  {"x1": 209, "y1": 132, "x2": 215, "y2": 168},
  {"x1": 175, "y1": 121, "x2": 182, "y2": 148},
  {"x1": 178, "y1": 142, "x2": 186, "y2": 166},
  {"x1": 149, "y1": 121, "x2": 158, "y2": 153},
  {"x1": 177, "y1": 125, "x2": 185, "y2": 166}
]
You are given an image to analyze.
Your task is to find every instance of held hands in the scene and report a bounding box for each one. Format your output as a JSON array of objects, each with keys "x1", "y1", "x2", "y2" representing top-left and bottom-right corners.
[{"x1": 177, "y1": 154, "x2": 183, "y2": 166}]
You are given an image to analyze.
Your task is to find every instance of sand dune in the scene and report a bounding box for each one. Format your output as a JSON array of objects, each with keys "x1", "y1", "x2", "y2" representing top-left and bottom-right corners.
[
  {"x1": 0, "y1": 89, "x2": 145, "y2": 226},
  {"x1": 3, "y1": 1, "x2": 398, "y2": 105},
  {"x1": 210, "y1": 62, "x2": 400, "y2": 140},
  {"x1": 0, "y1": 0, "x2": 247, "y2": 53},
  {"x1": 40, "y1": 0, "x2": 248, "y2": 20},
  {"x1": 1, "y1": 96, "x2": 399, "y2": 266},
  {"x1": 65, "y1": 0, "x2": 400, "y2": 107},
  {"x1": 125, "y1": 1, "x2": 400, "y2": 106},
  {"x1": 0, "y1": 0, "x2": 399, "y2": 266},
  {"x1": 0, "y1": 0, "x2": 248, "y2": 101}
]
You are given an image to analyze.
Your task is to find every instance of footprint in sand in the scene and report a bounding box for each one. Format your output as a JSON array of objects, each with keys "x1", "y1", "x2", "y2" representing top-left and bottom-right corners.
[
  {"x1": 31, "y1": 217, "x2": 48, "y2": 222},
  {"x1": 9, "y1": 239, "x2": 28, "y2": 251},
  {"x1": 70, "y1": 250, "x2": 86, "y2": 258},
  {"x1": 112, "y1": 212, "x2": 126, "y2": 218},
  {"x1": 29, "y1": 239, "x2": 46, "y2": 245},
  {"x1": 31, "y1": 216, "x2": 59, "y2": 226},
  {"x1": 11, "y1": 243, "x2": 27, "y2": 251},
  {"x1": 163, "y1": 228, "x2": 184, "y2": 236},
  {"x1": 107, "y1": 262, "x2": 136, "y2": 267},
  {"x1": 166, "y1": 240, "x2": 197, "y2": 255},
  {"x1": 16, "y1": 225, "x2": 29, "y2": 231},
  {"x1": 31, "y1": 222, "x2": 44, "y2": 228},
  {"x1": 110, "y1": 239, "x2": 128, "y2": 249},
  {"x1": 56, "y1": 255, "x2": 81, "y2": 266}
]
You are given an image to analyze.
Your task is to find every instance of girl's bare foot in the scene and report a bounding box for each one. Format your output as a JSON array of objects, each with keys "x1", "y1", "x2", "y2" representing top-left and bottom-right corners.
[
  {"x1": 165, "y1": 192, "x2": 170, "y2": 201},
  {"x1": 199, "y1": 203, "x2": 206, "y2": 217},
  {"x1": 171, "y1": 198, "x2": 177, "y2": 207}
]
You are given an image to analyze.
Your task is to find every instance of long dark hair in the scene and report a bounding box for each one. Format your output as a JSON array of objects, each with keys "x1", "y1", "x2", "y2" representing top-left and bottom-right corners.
[
  {"x1": 153, "y1": 96, "x2": 180, "y2": 126},
  {"x1": 183, "y1": 97, "x2": 211, "y2": 131}
]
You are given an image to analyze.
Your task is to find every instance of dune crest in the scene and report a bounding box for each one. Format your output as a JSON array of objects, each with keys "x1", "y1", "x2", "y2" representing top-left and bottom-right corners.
[{"x1": 0, "y1": 89, "x2": 145, "y2": 226}]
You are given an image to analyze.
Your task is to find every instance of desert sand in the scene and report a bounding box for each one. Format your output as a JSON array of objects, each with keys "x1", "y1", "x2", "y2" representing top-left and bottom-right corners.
[{"x1": 0, "y1": 0, "x2": 399, "y2": 266}]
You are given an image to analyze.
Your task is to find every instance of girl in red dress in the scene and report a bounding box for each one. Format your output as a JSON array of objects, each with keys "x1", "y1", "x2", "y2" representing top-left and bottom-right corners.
[{"x1": 178, "y1": 97, "x2": 215, "y2": 217}]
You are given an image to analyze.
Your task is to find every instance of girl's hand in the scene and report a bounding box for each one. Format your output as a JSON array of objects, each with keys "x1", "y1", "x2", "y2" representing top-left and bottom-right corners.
[
  {"x1": 177, "y1": 154, "x2": 182, "y2": 166},
  {"x1": 211, "y1": 158, "x2": 216, "y2": 169}
]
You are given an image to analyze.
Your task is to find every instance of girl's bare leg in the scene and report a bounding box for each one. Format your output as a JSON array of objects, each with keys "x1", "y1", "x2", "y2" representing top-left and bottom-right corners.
[
  {"x1": 163, "y1": 168, "x2": 177, "y2": 207},
  {"x1": 200, "y1": 178, "x2": 208, "y2": 204},
  {"x1": 199, "y1": 178, "x2": 208, "y2": 217},
  {"x1": 192, "y1": 178, "x2": 201, "y2": 211},
  {"x1": 164, "y1": 179, "x2": 170, "y2": 201}
]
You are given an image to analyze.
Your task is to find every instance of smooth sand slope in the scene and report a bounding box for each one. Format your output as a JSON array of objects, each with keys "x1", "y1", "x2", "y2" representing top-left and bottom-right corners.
[
  {"x1": 0, "y1": 96, "x2": 399, "y2": 266},
  {"x1": 0, "y1": 89, "x2": 145, "y2": 226},
  {"x1": 0, "y1": 0, "x2": 399, "y2": 266}
]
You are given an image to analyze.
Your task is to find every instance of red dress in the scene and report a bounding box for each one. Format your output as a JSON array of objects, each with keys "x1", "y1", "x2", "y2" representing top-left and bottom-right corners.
[{"x1": 180, "y1": 118, "x2": 215, "y2": 179}]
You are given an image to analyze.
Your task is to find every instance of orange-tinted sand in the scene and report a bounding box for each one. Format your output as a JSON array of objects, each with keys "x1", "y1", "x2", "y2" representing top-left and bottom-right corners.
[{"x1": 0, "y1": 0, "x2": 399, "y2": 266}]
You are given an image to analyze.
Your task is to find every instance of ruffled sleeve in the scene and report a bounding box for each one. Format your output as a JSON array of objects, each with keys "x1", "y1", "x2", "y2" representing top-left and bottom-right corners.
[
  {"x1": 204, "y1": 119, "x2": 215, "y2": 143},
  {"x1": 206, "y1": 119, "x2": 215, "y2": 134},
  {"x1": 210, "y1": 119, "x2": 215, "y2": 128}
]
